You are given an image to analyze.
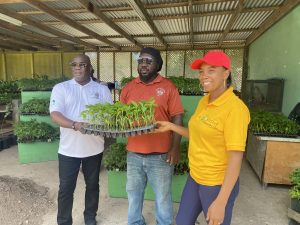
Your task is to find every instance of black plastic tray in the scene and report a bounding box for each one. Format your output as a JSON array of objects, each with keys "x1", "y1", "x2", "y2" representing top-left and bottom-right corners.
[{"x1": 80, "y1": 124, "x2": 156, "y2": 138}]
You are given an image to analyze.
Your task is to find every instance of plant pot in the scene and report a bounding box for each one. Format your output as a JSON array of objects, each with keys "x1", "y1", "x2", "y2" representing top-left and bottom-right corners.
[
  {"x1": 107, "y1": 170, "x2": 187, "y2": 202},
  {"x1": 0, "y1": 136, "x2": 11, "y2": 151},
  {"x1": 291, "y1": 198, "x2": 300, "y2": 213},
  {"x1": 18, "y1": 140, "x2": 59, "y2": 164},
  {"x1": 21, "y1": 91, "x2": 51, "y2": 104}
]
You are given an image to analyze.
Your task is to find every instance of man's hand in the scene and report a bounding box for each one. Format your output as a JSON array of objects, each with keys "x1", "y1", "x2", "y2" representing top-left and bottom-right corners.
[{"x1": 167, "y1": 146, "x2": 180, "y2": 165}]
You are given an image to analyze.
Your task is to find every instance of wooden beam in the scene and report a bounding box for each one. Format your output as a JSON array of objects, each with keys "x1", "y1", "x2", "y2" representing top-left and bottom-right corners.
[
  {"x1": 0, "y1": 31, "x2": 57, "y2": 50},
  {"x1": 127, "y1": 0, "x2": 166, "y2": 46},
  {"x1": 189, "y1": 0, "x2": 194, "y2": 48},
  {"x1": 0, "y1": 7, "x2": 97, "y2": 50},
  {"x1": 79, "y1": 28, "x2": 257, "y2": 39},
  {"x1": 0, "y1": 43, "x2": 20, "y2": 51},
  {"x1": 76, "y1": 0, "x2": 143, "y2": 49},
  {"x1": 0, "y1": 36, "x2": 38, "y2": 51},
  {"x1": 218, "y1": 0, "x2": 244, "y2": 47},
  {"x1": 23, "y1": 0, "x2": 120, "y2": 50},
  {"x1": 246, "y1": 0, "x2": 300, "y2": 46},
  {"x1": 0, "y1": 34, "x2": 38, "y2": 51},
  {"x1": 0, "y1": 20, "x2": 59, "y2": 50}
]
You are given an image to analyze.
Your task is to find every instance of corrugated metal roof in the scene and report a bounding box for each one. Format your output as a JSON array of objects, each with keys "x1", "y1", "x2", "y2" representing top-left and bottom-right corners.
[
  {"x1": 0, "y1": 0, "x2": 298, "y2": 51},
  {"x1": 155, "y1": 18, "x2": 190, "y2": 34}
]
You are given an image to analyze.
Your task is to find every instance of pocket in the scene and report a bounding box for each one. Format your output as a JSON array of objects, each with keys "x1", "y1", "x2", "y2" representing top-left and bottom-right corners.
[{"x1": 159, "y1": 153, "x2": 168, "y2": 162}]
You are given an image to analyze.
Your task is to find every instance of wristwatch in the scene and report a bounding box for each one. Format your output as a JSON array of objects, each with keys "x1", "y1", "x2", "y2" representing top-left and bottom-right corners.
[{"x1": 71, "y1": 121, "x2": 76, "y2": 130}]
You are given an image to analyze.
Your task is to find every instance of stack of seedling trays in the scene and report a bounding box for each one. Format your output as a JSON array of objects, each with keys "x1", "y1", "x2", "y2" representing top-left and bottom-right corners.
[{"x1": 80, "y1": 98, "x2": 156, "y2": 138}]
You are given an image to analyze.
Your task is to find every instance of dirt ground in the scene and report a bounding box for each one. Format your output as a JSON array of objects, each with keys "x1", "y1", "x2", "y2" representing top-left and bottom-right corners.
[
  {"x1": 0, "y1": 176, "x2": 55, "y2": 225},
  {"x1": 0, "y1": 145, "x2": 292, "y2": 225}
]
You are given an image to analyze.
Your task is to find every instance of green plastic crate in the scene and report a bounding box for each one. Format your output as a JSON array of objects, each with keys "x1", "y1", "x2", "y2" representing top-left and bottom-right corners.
[
  {"x1": 18, "y1": 140, "x2": 59, "y2": 164},
  {"x1": 107, "y1": 170, "x2": 187, "y2": 202}
]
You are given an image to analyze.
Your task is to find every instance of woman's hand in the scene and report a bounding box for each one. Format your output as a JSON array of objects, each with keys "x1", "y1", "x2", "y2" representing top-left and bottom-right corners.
[
  {"x1": 206, "y1": 199, "x2": 225, "y2": 225},
  {"x1": 154, "y1": 121, "x2": 173, "y2": 133}
]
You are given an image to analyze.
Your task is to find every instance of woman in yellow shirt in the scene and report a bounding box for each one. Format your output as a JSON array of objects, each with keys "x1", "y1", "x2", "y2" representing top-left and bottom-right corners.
[{"x1": 155, "y1": 51, "x2": 250, "y2": 225}]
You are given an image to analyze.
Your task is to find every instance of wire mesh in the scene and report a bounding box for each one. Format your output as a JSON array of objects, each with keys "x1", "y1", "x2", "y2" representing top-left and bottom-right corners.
[
  {"x1": 185, "y1": 50, "x2": 204, "y2": 78},
  {"x1": 166, "y1": 51, "x2": 185, "y2": 77},
  {"x1": 225, "y1": 49, "x2": 244, "y2": 92}
]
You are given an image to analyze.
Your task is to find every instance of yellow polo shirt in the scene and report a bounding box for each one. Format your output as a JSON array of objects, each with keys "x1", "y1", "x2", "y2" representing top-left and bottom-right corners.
[{"x1": 188, "y1": 87, "x2": 250, "y2": 186}]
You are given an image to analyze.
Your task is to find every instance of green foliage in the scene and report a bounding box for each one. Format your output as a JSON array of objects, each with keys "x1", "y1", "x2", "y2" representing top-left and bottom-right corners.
[
  {"x1": 14, "y1": 119, "x2": 59, "y2": 143},
  {"x1": 0, "y1": 80, "x2": 21, "y2": 105},
  {"x1": 167, "y1": 76, "x2": 202, "y2": 95},
  {"x1": 250, "y1": 111, "x2": 300, "y2": 136},
  {"x1": 290, "y1": 168, "x2": 300, "y2": 200},
  {"x1": 81, "y1": 98, "x2": 156, "y2": 130},
  {"x1": 120, "y1": 76, "x2": 202, "y2": 96},
  {"x1": 17, "y1": 75, "x2": 68, "y2": 91},
  {"x1": 0, "y1": 80, "x2": 20, "y2": 93},
  {"x1": 103, "y1": 143, "x2": 127, "y2": 171},
  {"x1": 20, "y1": 99, "x2": 50, "y2": 115},
  {"x1": 103, "y1": 141, "x2": 190, "y2": 174},
  {"x1": 174, "y1": 141, "x2": 189, "y2": 175},
  {"x1": 120, "y1": 77, "x2": 135, "y2": 88}
]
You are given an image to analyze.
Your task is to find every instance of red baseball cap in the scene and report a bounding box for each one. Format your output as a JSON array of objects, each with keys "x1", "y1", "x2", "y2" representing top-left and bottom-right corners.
[{"x1": 190, "y1": 51, "x2": 231, "y2": 70}]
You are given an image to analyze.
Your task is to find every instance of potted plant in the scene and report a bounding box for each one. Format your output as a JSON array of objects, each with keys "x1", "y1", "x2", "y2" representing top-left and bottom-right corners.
[
  {"x1": 250, "y1": 111, "x2": 300, "y2": 137},
  {"x1": 103, "y1": 141, "x2": 189, "y2": 202},
  {"x1": 290, "y1": 168, "x2": 300, "y2": 212},
  {"x1": 14, "y1": 119, "x2": 59, "y2": 164},
  {"x1": 17, "y1": 75, "x2": 67, "y2": 103},
  {"x1": 80, "y1": 98, "x2": 156, "y2": 137},
  {"x1": 19, "y1": 98, "x2": 57, "y2": 127}
]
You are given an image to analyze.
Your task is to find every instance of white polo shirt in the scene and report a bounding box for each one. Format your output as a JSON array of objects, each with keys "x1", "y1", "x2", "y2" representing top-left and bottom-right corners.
[{"x1": 50, "y1": 78, "x2": 113, "y2": 158}]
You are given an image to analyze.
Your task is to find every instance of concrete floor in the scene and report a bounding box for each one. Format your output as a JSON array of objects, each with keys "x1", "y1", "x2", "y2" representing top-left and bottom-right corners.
[{"x1": 0, "y1": 145, "x2": 291, "y2": 225}]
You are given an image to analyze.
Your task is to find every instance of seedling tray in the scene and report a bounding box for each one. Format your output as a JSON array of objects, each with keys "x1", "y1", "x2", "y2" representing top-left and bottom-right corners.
[{"x1": 80, "y1": 124, "x2": 156, "y2": 138}]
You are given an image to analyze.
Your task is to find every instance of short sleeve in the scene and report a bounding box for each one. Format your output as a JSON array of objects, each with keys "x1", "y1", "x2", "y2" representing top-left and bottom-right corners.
[
  {"x1": 224, "y1": 102, "x2": 250, "y2": 151},
  {"x1": 167, "y1": 85, "x2": 185, "y2": 117},
  {"x1": 49, "y1": 84, "x2": 65, "y2": 114}
]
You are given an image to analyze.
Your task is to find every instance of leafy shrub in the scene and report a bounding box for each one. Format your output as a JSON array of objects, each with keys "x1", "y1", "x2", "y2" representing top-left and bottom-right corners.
[
  {"x1": 120, "y1": 76, "x2": 202, "y2": 96},
  {"x1": 250, "y1": 111, "x2": 300, "y2": 136},
  {"x1": 103, "y1": 143, "x2": 127, "y2": 171},
  {"x1": 14, "y1": 119, "x2": 59, "y2": 143},
  {"x1": 0, "y1": 80, "x2": 21, "y2": 105},
  {"x1": 20, "y1": 99, "x2": 50, "y2": 115},
  {"x1": 174, "y1": 141, "x2": 189, "y2": 175},
  {"x1": 290, "y1": 168, "x2": 300, "y2": 200},
  {"x1": 17, "y1": 75, "x2": 68, "y2": 91},
  {"x1": 168, "y1": 76, "x2": 202, "y2": 96}
]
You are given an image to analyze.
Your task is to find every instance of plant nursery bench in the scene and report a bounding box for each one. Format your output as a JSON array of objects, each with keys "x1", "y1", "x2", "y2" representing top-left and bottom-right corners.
[{"x1": 246, "y1": 132, "x2": 300, "y2": 186}]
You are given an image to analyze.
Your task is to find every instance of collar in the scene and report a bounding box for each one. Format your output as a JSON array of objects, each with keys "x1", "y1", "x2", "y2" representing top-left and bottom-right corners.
[
  {"x1": 206, "y1": 87, "x2": 235, "y2": 106},
  {"x1": 71, "y1": 78, "x2": 92, "y2": 86},
  {"x1": 135, "y1": 74, "x2": 163, "y2": 85}
]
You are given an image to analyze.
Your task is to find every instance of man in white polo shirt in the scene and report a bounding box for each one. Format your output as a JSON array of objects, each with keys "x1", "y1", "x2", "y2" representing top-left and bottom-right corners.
[{"x1": 50, "y1": 54, "x2": 113, "y2": 225}]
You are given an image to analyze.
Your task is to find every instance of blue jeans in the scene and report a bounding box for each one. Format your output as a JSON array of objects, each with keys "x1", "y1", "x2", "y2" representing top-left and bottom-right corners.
[
  {"x1": 176, "y1": 175, "x2": 239, "y2": 225},
  {"x1": 57, "y1": 153, "x2": 103, "y2": 225},
  {"x1": 126, "y1": 152, "x2": 174, "y2": 225}
]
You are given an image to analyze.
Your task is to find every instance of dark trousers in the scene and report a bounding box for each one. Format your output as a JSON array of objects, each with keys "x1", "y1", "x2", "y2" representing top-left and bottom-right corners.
[{"x1": 57, "y1": 153, "x2": 103, "y2": 225}]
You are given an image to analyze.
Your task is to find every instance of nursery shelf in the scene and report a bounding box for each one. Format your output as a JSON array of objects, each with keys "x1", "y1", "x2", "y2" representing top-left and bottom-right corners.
[{"x1": 80, "y1": 124, "x2": 156, "y2": 138}]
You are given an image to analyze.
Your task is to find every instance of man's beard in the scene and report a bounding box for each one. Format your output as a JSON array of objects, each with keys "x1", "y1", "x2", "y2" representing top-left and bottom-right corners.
[{"x1": 138, "y1": 69, "x2": 158, "y2": 83}]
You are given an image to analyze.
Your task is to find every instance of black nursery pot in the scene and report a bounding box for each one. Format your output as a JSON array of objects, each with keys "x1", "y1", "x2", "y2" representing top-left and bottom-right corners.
[{"x1": 0, "y1": 136, "x2": 11, "y2": 151}]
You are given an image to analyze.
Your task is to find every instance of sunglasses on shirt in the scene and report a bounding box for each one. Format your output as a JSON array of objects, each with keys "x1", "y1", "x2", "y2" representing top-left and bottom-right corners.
[
  {"x1": 70, "y1": 62, "x2": 88, "y2": 69},
  {"x1": 137, "y1": 57, "x2": 156, "y2": 65}
]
